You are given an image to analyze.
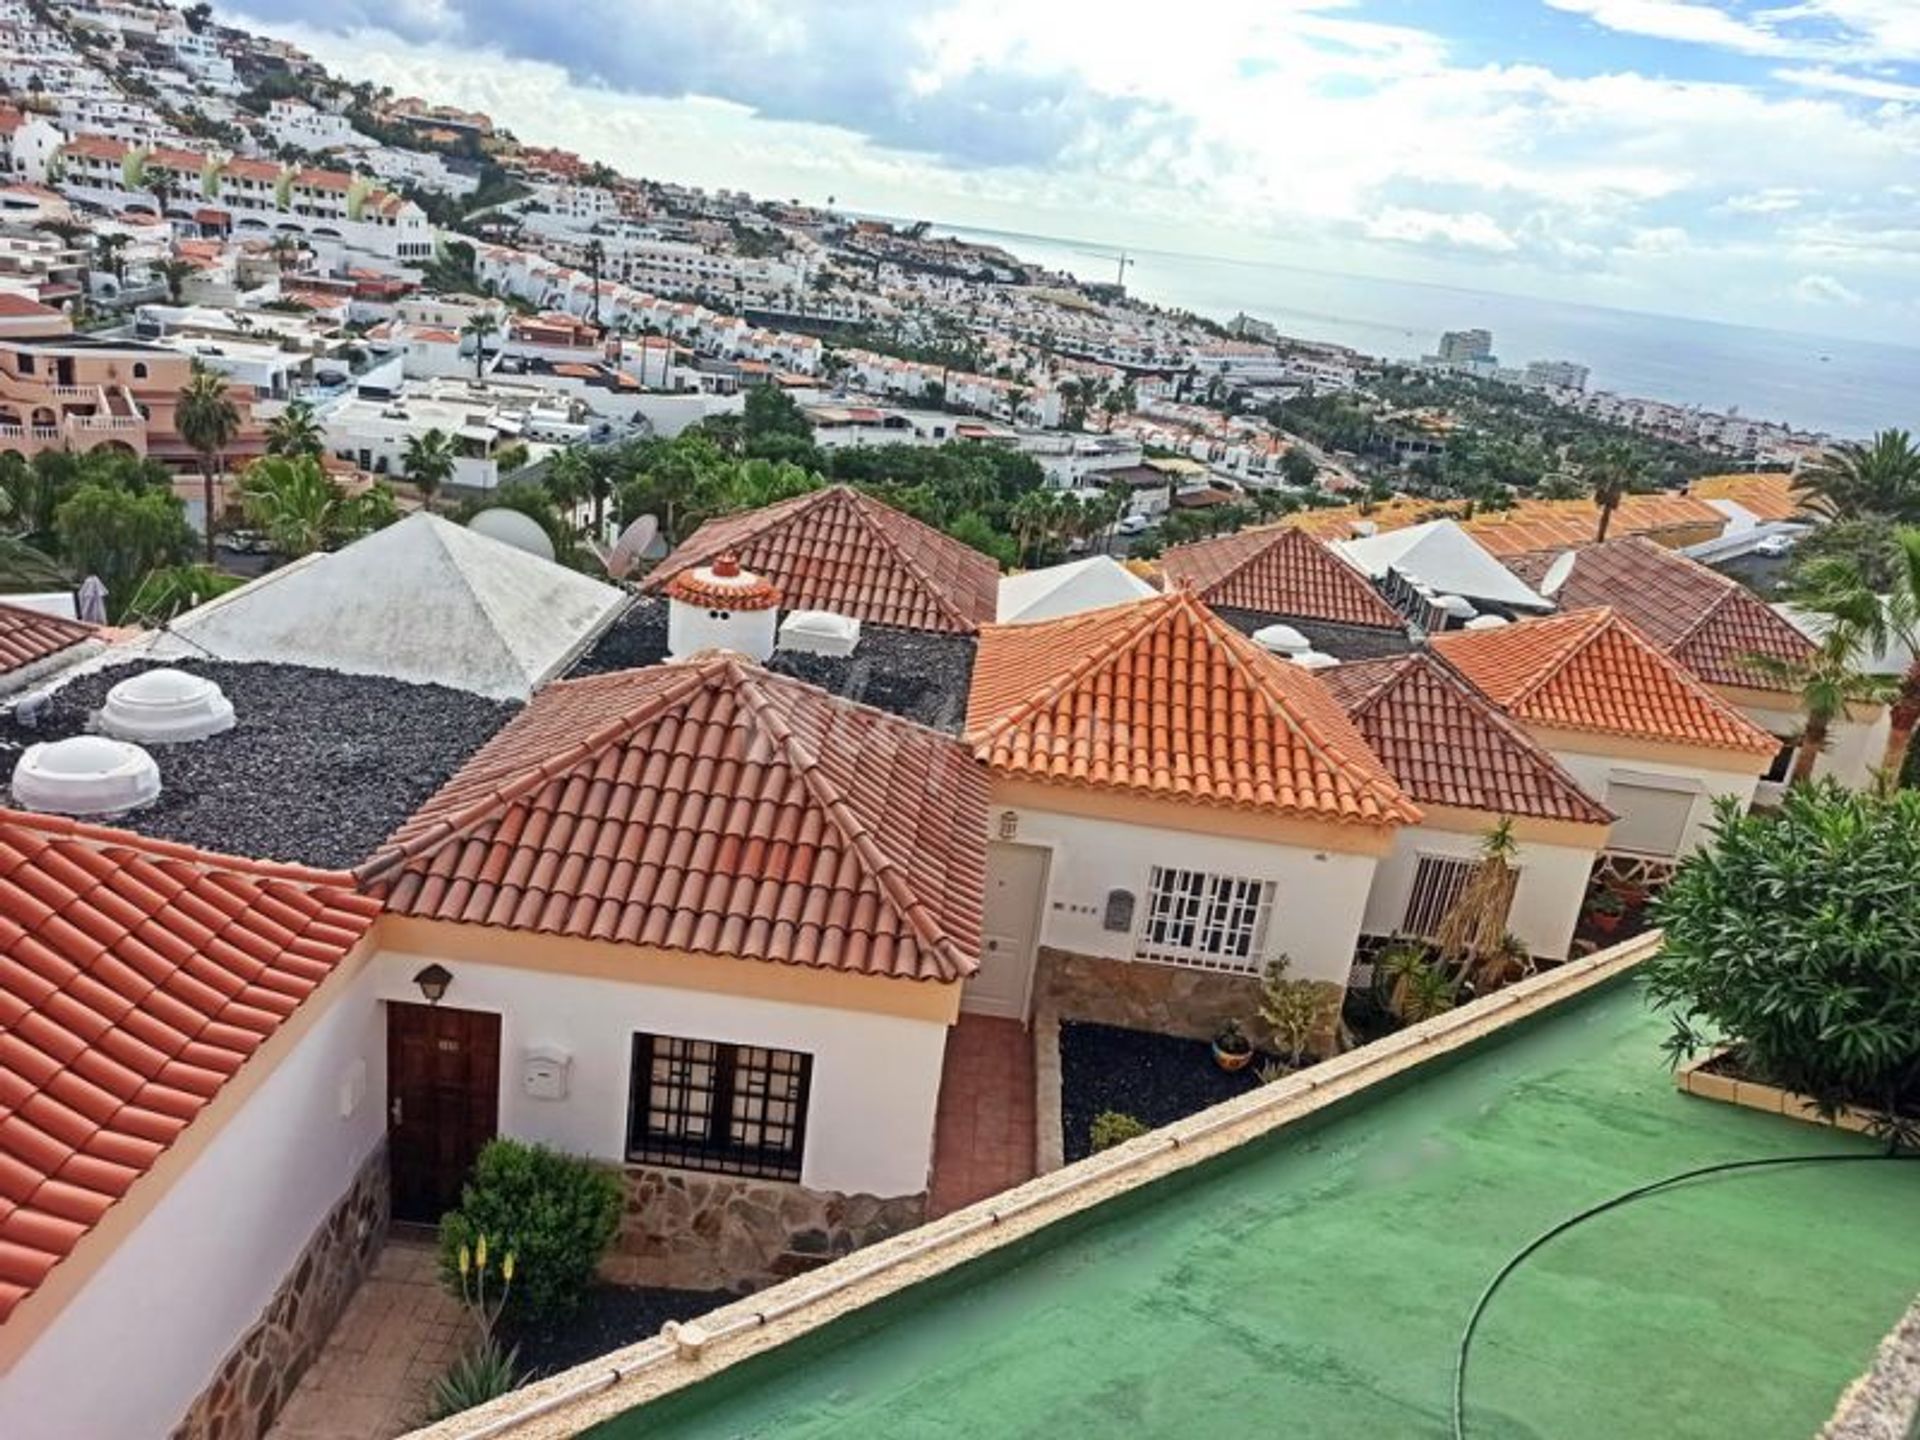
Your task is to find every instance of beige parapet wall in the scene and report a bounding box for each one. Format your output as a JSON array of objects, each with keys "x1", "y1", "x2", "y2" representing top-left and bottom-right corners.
[{"x1": 406, "y1": 931, "x2": 1665, "y2": 1440}]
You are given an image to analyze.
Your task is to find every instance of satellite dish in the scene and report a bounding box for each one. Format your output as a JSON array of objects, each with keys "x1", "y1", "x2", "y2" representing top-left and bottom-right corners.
[
  {"x1": 1539, "y1": 551, "x2": 1577, "y2": 598},
  {"x1": 606, "y1": 514, "x2": 659, "y2": 580},
  {"x1": 467, "y1": 508, "x2": 555, "y2": 563}
]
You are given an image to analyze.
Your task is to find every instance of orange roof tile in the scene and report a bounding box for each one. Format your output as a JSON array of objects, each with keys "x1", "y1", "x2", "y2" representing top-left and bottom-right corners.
[
  {"x1": 1160, "y1": 526, "x2": 1403, "y2": 630},
  {"x1": 1285, "y1": 493, "x2": 1728, "y2": 557},
  {"x1": 1687, "y1": 472, "x2": 1805, "y2": 523},
  {"x1": 662, "y1": 555, "x2": 781, "y2": 611},
  {"x1": 0, "y1": 813, "x2": 380, "y2": 1323},
  {"x1": 0, "y1": 603, "x2": 92, "y2": 677},
  {"x1": 1431, "y1": 608, "x2": 1779, "y2": 753},
  {"x1": 1504, "y1": 537, "x2": 1814, "y2": 692},
  {"x1": 966, "y1": 591, "x2": 1419, "y2": 824},
  {"x1": 361, "y1": 657, "x2": 986, "y2": 982},
  {"x1": 1320, "y1": 653, "x2": 1611, "y2": 824},
  {"x1": 645, "y1": 487, "x2": 999, "y2": 634}
]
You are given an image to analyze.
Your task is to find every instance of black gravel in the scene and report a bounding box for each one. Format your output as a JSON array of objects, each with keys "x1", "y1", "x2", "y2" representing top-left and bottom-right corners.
[
  {"x1": 0, "y1": 659, "x2": 518, "y2": 869},
  {"x1": 1214, "y1": 607, "x2": 1413, "y2": 661},
  {"x1": 570, "y1": 597, "x2": 977, "y2": 734},
  {"x1": 1059, "y1": 1021, "x2": 1266, "y2": 1164},
  {"x1": 504, "y1": 1284, "x2": 732, "y2": 1380}
]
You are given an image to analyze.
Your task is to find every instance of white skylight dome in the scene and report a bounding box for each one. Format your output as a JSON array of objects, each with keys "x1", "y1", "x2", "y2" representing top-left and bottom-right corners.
[
  {"x1": 1252, "y1": 623, "x2": 1311, "y2": 655},
  {"x1": 12, "y1": 736, "x2": 162, "y2": 817},
  {"x1": 1290, "y1": 650, "x2": 1339, "y2": 671},
  {"x1": 97, "y1": 667, "x2": 235, "y2": 744},
  {"x1": 779, "y1": 609, "x2": 862, "y2": 658},
  {"x1": 1434, "y1": 594, "x2": 1478, "y2": 620},
  {"x1": 1464, "y1": 614, "x2": 1511, "y2": 630}
]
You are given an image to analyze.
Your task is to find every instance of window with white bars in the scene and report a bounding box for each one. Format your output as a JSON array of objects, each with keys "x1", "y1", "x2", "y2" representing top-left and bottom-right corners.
[
  {"x1": 1135, "y1": 866, "x2": 1274, "y2": 972},
  {"x1": 626, "y1": 1034, "x2": 812, "y2": 1181},
  {"x1": 1401, "y1": 854, "x2": 1479, "y2": 940}
]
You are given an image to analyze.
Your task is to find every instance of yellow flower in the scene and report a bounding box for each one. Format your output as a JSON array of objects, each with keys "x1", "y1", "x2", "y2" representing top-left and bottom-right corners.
[
  {"x1": 457, "y1": 1243, "x2": 471, "y2": 1276},
  {"x1": 501, "y1": 1252, "x2": 516, "y2": 1283},
  {"x1": 475, "y1": 1234, "x2": 488, "y2": 1272}
]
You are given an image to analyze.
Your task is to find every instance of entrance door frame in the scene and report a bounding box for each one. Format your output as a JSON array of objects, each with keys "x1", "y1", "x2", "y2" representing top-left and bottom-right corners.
[
  {"x1": 966, "y1": 840, "x2": 1052, "y2": 1023},
  {"x1": 385, "y1": 1000, "x2": 502, "y2": 1224}
]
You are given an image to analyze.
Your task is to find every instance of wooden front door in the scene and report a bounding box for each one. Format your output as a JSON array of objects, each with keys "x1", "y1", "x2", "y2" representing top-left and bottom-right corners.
[{"x1": 387, "y1": 1003, "x2": 501, "y2": 1223}]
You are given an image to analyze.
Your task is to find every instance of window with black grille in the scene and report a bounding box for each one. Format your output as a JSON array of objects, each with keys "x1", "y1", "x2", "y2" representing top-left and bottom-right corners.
[{"x1": 626, "y1": 1033, "x2": 812, "y2": 1181}]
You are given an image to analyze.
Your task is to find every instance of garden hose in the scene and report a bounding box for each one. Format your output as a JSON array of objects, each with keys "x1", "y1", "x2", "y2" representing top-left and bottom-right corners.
[{"x1": 1451, "y1": 1150, "x2": 1920, "y2": 1440}]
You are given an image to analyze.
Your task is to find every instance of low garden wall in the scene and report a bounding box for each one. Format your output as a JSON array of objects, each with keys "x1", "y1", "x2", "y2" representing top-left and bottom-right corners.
[
  {"x1": 604, "y1": 1166, "x2": 925, "y2": 1294},
  {"x1": 173, "y1": 1144, "x2": 390, "y2": 1440}
]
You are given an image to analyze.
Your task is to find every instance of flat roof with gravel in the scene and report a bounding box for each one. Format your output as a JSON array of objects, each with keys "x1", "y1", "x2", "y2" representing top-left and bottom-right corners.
[{"x1": 583, "y1": 980, "x2": 1920, "y2": 1440}]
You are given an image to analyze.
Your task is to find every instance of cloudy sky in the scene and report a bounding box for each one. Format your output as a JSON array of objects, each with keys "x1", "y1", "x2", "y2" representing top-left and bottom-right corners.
[{"x1": 224, "y1": 1, "x2": 1920, "y2": 344}]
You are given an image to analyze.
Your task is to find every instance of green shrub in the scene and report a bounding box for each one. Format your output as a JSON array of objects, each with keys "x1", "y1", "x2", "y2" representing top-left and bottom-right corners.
[
  {"x1": 439, "y1": 1139, "x2": 624, "y2": 1321},
  {"x1": 1089, "y1": 1111, "x2": 1149, "y2": 1153},
  {"x1": 1650, "y1": 785, "x2": 1920, "y2": 1123}
]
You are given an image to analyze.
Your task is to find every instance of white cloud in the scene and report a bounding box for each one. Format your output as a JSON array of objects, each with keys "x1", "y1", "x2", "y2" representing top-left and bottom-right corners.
[
  {"x1": 1722, "y1": 187, "x2": 1807, "y2": 213},
  {"x1": 1774, "y1": 66, "x2": 1920, "y2": 102},
  {"x1": 1542, "y1": 0, "x2": 1804, "y2": 56},
  {"x1": 1791, "y1": 272, "x2": 1866, "y2": 305},
  {"x1": 1364, "y1": 207, "x2": 1520, "y2": 253}
]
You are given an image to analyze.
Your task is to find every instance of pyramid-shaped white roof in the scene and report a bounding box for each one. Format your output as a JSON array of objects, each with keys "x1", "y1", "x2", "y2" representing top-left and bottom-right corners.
[
  {"x1": 1337, "y1": 520, "x2": 1551, "y2": 612},
  {"x1": 996, "y1": 555, "x2": 1155, "y2": 624},
  {"x1": 156, "y1": 514, "x2": 627, "y2": 699}
]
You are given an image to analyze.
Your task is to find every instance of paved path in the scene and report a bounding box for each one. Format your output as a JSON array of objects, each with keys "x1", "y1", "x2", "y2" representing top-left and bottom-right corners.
[
  {"x1": 268, "y1": 1239, "x2": 468, "y2": 1440},
  {"x1": 927, "y1": 1015, "x2": 1036, "y2": 1218}
]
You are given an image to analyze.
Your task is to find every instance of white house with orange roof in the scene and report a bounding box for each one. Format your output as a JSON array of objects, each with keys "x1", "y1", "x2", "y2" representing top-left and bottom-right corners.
[
  {"x1": 1431, "y1": 608, "x2": 1780, "y2": 880},
  {"x1": 0, "y1": 106, "x2": 64, "y2": 184},
  {"x1": 963, "y1": 589, "x2": 1420, "y2": 1046}
]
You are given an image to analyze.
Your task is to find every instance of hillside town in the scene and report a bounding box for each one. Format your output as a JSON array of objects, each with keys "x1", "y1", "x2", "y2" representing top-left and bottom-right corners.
[{"x1": 0, "y1": 3, "x2": 1915, "y2": 1439}]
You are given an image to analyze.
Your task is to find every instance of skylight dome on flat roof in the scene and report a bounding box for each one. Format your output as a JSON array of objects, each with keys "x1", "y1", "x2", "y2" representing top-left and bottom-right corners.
[
  {"x1": 97, "y1": 667, "x2": 235, "y2": 743},
  {"x1": 12, "y1": 735, "x2": 161, "y2": 816},
  {"x1": 1252, "y1": 623, "x2": 1311, "y2": 655}
]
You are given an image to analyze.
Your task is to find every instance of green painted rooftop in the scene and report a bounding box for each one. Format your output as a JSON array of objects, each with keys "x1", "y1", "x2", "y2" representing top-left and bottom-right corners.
[{"x1": 589, "y1": 979, "x2": 1920, "y2": 1440}]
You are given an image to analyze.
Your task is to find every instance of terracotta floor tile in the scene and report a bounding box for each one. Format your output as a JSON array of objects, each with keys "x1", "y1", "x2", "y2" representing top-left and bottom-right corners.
[{"x1": 928, "y1": 1016, "x2": 1038, "y2": 1219}]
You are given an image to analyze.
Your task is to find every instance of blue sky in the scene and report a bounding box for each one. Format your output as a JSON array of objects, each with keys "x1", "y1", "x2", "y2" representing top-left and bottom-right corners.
[{"x1": 224, "y1": 1, "x2": 1920, "y2": 343}]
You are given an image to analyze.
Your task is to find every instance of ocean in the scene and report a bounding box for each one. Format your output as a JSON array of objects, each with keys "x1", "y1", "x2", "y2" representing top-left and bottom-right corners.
[{"x1": 927, "y1": 223, "x2": 1918, "y2": 441}]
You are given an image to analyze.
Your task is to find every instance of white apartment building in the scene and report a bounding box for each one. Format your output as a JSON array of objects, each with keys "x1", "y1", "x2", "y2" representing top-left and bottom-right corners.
[
  {"x1": 340, "y1": 144, "x2": 477, "y2": 199},
  {"x1": 321, "y1": 376, "x2": 591, "y2": 488},
  {"x1": 527, "y1": 181, "x2": 618, "y2": 224},
  {"x1": 261, "y1": 99, "x2": 367, "y2": 154}
]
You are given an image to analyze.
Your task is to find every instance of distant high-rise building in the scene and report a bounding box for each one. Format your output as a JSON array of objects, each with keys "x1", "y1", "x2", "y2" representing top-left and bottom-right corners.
[
  {"x1": 1436, "y1": 328, "x2": 1495, "y2": 363},
  {"x1": 1525, "y1": 359, "x2": 1590, "y2": 391}
]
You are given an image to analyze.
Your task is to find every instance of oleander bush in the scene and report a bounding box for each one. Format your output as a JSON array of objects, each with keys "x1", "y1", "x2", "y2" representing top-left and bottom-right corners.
[
  {"x1": 1650, "y1": 784, "x2": 1920, "y2": 1127},
  {"x1": 439, "y1": 1139, "x2": 624, "y2": 1320}
]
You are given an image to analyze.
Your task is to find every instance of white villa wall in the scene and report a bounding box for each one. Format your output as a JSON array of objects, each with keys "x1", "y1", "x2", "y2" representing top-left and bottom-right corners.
[
  {"x1": 1733, "y1": 695, "x2": 1887, "y2": 791},
  {"x1": 999, "y1": 801, "x2": 1380, "y2": 988},
  {"x1": 1546, "y1": 748, "x2": 1760, "y2": 859},
  {"x1": 1362, "y1": 823, "x2": 1599, "y2": 961},
  {"x1": 0, "y1": 966, "x2": 386, "y2": 1440},
  {"x1": 368, "y1": 950, "x2": 949, "y2": 1199}
]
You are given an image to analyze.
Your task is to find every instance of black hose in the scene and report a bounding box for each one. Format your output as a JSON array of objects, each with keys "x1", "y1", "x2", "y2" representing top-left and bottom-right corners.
[{"x1": 1452, "y1": 1150, "x2": 1919, "y2": 1440}]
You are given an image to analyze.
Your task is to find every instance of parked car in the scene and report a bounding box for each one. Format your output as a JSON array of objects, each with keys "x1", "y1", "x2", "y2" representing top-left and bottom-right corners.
[
  {"x1": 1117, "y1": 514, "x2": 1152, "y2": 535},
  {"x1": 1753, "y1": 532, "x2": 1798, "y2": 557}
]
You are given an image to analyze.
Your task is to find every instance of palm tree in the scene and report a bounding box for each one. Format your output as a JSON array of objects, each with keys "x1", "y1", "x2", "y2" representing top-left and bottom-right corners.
[
  {"x1": 1436, "y1": 819, "x2": 1521, "y2": 991},
  {"x1": 1749, "y1": 617, "x2": 1895, "y2": 786},
  {"x1": 402, "y1": 429, "x2": 457, "y2": 513},
  {"x1": 1794, "y1": 430, "x2": 1920, "y2": 523},
  {"x1": 1582, "y1": 441, "x2": 1643, "y2": 542},
  {"x1": 461, "y1": 312, "x2": 499, "y2": 380},
  {"x1": 154, "y1": 257, "x2": 196, "y2": 305},
  {"x1": 268, "y1": 232, "x2": 302, "y2": 273},
  {"x1": 1793, "y1": 530, "x2": 1920, "y2": 778},
  {"x1": 176, "y1": 364, "x2": 240, "y2": 564},
  {"x1": 266, "y1": 399, "x2": 324, "y2": 458},
  {"x1": 238, "y1": 455, "x2": 348, "y2": 559},
  {"x1": 92, "y1": 232, "x2": 128, "y2": 285},
  {"x1": 585, "y1": 238, "x2": 605, "y2": 328}
]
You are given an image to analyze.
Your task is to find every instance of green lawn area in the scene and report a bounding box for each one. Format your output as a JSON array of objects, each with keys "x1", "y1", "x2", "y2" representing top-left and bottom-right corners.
[{"x1": 595, "y1": 979, "x2": 1920, "y2": 1440}]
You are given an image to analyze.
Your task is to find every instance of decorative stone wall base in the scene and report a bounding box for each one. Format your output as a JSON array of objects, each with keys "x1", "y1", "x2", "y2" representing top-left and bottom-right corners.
[
  {"x1": 1037, "y1": 947, "x2": 1344, "y2": 1057},
  {"x1": 606, "y1": 1165, "x2": 926, "y2": 1294},
  {"x1": 172, "y1": 1144, "x2": 390, "y2": 1440}
]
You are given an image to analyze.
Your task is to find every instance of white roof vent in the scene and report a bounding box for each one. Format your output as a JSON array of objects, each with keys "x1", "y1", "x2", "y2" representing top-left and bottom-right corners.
[
  {"x1": 97, "y1": 667, "x2": 235, "y2": 744},
  {"x1": 1434, "y1": 594, "x2": 1478, "y2": 620},
  {"x1": 779, "y1": 609, "x2": 862, "y2": 658},
  {"x1": 1290, "y1": 650, "x2": 1339, "y2": 671},
  {"x1": 1251, "y1": 623, "x2": 1311, "y2": 656},
  {"x1": 12, "y1": 736, "x2": 161, "y2": 816},
  {"x1": 1464, "y1": 614, "x2": 1511, "y2": 631}
]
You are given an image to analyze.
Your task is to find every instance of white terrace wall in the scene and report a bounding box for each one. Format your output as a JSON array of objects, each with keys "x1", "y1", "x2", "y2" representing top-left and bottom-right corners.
[
  {"x1": 1361, "y1": 823, "x2": 1599, "y2": 962},
  {"x1": 1733, "y1": 694, "x2": 1888, "y2": 793},
  {"x1": 367, "y1": 949, "x2": 949, "y2": 1199},
  {"x1": 0, "y1": 963, "x2": 387, "y2": 1440}
]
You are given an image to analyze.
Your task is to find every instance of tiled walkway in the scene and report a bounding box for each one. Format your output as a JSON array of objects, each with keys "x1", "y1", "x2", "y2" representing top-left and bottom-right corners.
[
  {"x1": 268, "y1": 1239, "x2": 468, "y2": 1440},
  {"x1": 928, "y1": 1015, "x2": 1037, "y2": 1218}
]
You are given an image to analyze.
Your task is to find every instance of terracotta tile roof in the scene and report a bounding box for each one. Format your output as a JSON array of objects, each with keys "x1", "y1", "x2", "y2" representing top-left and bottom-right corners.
[
  {"x1": 662, "y1": 555, "x2": 781, "y2": 611},
  {"x1": 644, "y1": 487, "x2": 999, "y2": 634},
  {"x1": 361, "y1": 657, "x2": 986, "y2": 982},
  {"x1": 1283, "y1": 492, "x2": 1727, "y2": 556},
  {"x1": 0, "y1": 812, "x2": 379, "y2": 1323},
  {"x1": 1159, "y1": 526, "x2": 1404, "y2": 630},
  {"x1": 966, "y1": 591, "x2": 1419, "y2": 824},
  {"x1": 1320, "y1": 654, "x2": 1612, "y2": 825},
  {"x1": 1504, "y1": 537, "x2": 1815, "y2": 691},
  {"x1": 1688, "y1": 472, "x2": 1805, "y2": 522},
  {"x1": 0, "y1": 603, "x2": 92, "y2": 678},
  {"x1": 1431, "y1": 608, "x2": 1780, "y2": 754}
]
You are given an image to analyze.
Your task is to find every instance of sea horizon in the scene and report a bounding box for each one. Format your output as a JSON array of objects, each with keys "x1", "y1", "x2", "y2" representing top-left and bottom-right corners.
[{"x1": 915, "y1": 218, "x2": 1917, "y2": 442}]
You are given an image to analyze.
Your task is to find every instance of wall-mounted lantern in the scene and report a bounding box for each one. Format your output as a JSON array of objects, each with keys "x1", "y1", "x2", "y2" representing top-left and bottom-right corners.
[{"x1": 412, "y1": 963, "x2": 453, "y2": 1005}]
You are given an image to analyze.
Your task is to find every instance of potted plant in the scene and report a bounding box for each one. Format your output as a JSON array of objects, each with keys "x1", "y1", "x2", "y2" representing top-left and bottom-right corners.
[
  {"x1": 1584, "y1": 886, "x2": 1626, "y2": 934},
  {"x1": 1211, "y1": 1018, "x2": 1254, "y2": 1072}
]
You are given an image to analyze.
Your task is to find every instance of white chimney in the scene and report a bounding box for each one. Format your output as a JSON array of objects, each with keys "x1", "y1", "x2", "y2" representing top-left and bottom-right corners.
[{"x1": 665, "y1": 554, "x2": 781, "y2": 663}]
